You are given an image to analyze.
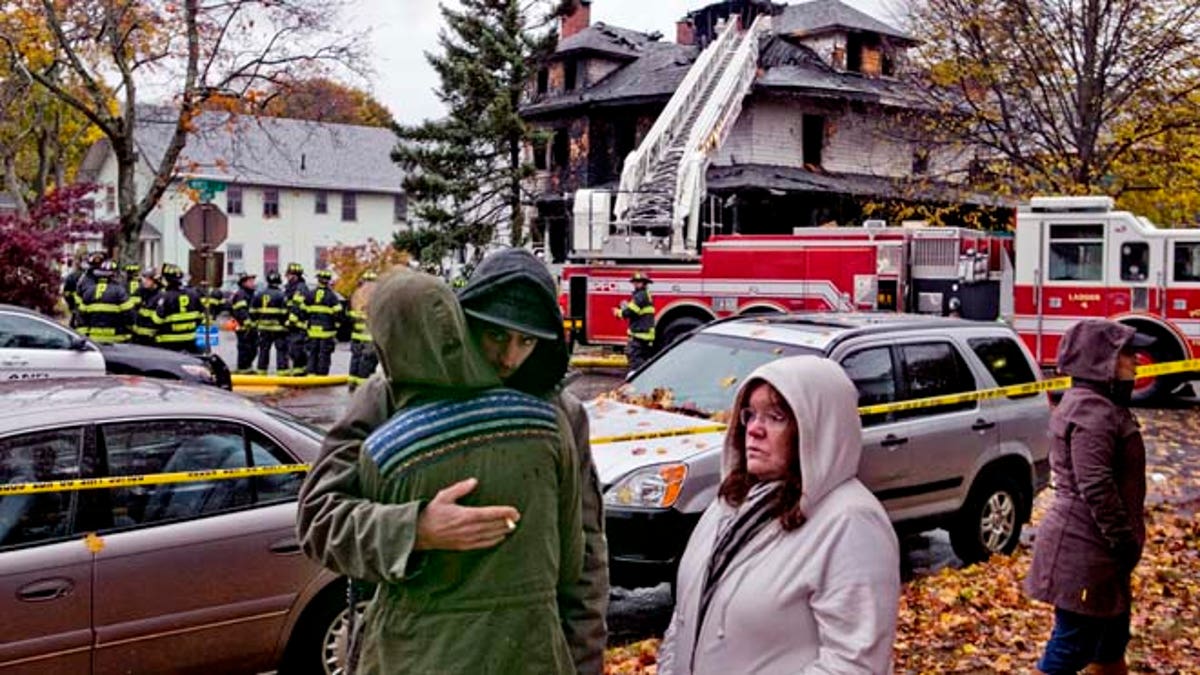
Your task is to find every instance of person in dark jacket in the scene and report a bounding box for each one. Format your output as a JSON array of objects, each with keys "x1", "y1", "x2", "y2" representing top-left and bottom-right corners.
[
  {"x1": 69, "y1": 251, "x2": 107, "y2": 327},
  {"x1": 151, "y1": 264, "x2": 204, "y2": 353},
  {"x1": 131, "y1": 268, "x2": 161, "y2": 345},
  {"x1": 283, "y1": 262, "x2": 310, "y2": 376},
  {"x1": 616, "y1": 271, "x2": 656, "y2": 370},
  {"x1": 299, "y1": 269, "x2": 582, "y2": 674},
  {"x1": 229, "y1": 272, "x2": 259, "y2": 374},
  {"x1": 252, "y1": 270, "x2": 290, "y2": 374},
  {"x1": 123, "y1": 263, "x2": 142, "y2": 296},
  {"x1": 457, "y1": 247, "x2": 609, "y2": 675},
  {"x1": 77, "y1": 260, "x2": 136, "y2": 344},
  {"x1": 347, "y1": 271, "x2": 379, "y2": 388},
  {"x1": 302, "y1": 269, "x2": 343, "y2": 376},
  {"x1": 1026, "y1": 319, "x2": 1151, "y2": 675}
]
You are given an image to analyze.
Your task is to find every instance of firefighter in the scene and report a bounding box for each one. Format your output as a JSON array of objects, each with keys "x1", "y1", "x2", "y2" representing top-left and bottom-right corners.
[
  {"x1": 67, "y1": 251, "x2": 107, "y2": 327},
  {"x1": 300, "y1": 269, "x2": 342, "y2": 376},
  {"x1": 131, "y1": 268, "x2": 161, "y2": 346},
  {"x1": 201, "y1": 285, "x2": 228, "y2": 326},
  {"x1": 123, "y1": 263, "x2": 142, "y2": 296},
  {"x1": 76, "y1": 260, "x2": 136, "y2": 344},
  {"x1": 229, "y1": 272, "x2": 259, "y2": 374},
  {"x1": 151, "y1": 264, "x2": 204, "y2": 353},
  {"x1": 346, "y1": 270, "x2": 379, "y2": 388},
  {"x1": 251, "y1": 270, "x2": 290, "y2": 374},
  {"x1": 283, "y1": 262, "x2": 310, "y2": 375},
  {"x1": 616, "y1": 271, "x2": 657, "y2": 370}
]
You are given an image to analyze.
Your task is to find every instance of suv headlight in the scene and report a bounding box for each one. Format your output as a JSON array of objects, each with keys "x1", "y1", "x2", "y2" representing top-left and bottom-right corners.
[
  {"x1": 604, "y1": 463, "x2": 688, "y2": 509},
  {"x1": 180, "y1": 364, "x2": 215, "y2": 382}
]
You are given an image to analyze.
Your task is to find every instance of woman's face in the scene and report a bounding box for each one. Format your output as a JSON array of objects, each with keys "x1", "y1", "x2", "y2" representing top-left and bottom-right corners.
[{"x1": 741, "y1": 383, "x2": 797, "y2": 482}]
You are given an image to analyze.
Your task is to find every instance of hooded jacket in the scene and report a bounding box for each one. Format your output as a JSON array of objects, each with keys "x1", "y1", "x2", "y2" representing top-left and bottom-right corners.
[
  {"x1": 1026, "y1": 320, "x2": 1147, "y2": 617},
  {"x1": 659, "y1": 356, "x2": 900, "y2": 675},
  {"x1": 457, "y1": 247, "x2": 609, "y2": 674},
  {"x1": 297, "y1": 270, "x2": 582, "y2": 674}
]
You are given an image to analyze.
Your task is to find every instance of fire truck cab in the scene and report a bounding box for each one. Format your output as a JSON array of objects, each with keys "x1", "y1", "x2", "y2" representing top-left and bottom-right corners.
[{"x1": 1013, "y1": 196, "x2": 1200, "y2": 399}]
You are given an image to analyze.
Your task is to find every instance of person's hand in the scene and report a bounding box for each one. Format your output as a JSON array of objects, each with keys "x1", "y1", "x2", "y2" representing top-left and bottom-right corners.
[{"x1": 414, "y1": 478, "x2": 520, "y2": 551}]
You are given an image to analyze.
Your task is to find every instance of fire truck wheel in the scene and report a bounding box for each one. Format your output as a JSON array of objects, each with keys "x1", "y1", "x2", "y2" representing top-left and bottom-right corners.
[
  {"x1": 657, "y1": 316, "x2": 705, "y2": 350},
  {"x1": 949, "y1": 473, "x2": 1026, "y2": 565},
  {"x1": 1129, "y1": 346, "x2": 1176, "y2": 404}
]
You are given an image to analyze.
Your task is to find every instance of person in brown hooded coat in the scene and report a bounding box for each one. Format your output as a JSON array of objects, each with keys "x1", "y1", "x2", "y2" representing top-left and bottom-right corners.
[{"x1": 1026, "y1": 319, "x2": 1151, "y2": 675}]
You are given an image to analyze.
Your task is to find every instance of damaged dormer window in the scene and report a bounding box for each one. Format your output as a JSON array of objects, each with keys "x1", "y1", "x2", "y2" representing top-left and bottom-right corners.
[
  {"x1": 564, "y1": 58, "x2": 578, "y2": 91},
  {"x1": 846, "y1": 32, "x2": 886, "y2": 77},
  {"x1": 537, "y1": 68, "x2": 549, "y2": 94},
  {"x1": 551, "y1": 129, "x2": 570, "y2": 169}
]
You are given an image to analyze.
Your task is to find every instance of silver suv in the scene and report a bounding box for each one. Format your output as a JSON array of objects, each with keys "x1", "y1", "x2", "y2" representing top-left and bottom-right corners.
[{"x1": 589, "y1": 313, "x2": 1052, "y2": 588}]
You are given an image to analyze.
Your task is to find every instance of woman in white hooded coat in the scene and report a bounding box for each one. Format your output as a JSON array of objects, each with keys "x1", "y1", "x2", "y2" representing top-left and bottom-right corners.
[{"x1": 658, "y1": 355, "x2": 901, "y2": 674}]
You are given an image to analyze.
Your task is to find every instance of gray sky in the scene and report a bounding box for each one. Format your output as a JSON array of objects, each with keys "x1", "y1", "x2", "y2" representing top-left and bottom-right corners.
[{"x1": 357, "y1": 0, "x2": 901, "y2": 125}]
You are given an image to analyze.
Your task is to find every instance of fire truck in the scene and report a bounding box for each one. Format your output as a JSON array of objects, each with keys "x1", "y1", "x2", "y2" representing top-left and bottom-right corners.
[{"x1": 560, "y1": 195, "x2": 1200, "y2": 400}]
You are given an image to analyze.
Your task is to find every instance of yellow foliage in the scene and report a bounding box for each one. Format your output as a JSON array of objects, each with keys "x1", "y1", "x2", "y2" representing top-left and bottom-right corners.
[{"x1": 327, "y1": 239, "x2": 410, "y2": 298}]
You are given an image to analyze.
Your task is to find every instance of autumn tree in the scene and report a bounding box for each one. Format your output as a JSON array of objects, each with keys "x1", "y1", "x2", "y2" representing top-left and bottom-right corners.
[
  {"x1": 0, "y1": 182, "x2": 113, "y2": 314},
  {"x1": 201, "y1": 77, "x2": 395, "y2": 128},
  {"x1": 0, "y1": 0, "x2": 365, "y2": 266},
  {"x1": 326, "y1": 238, "x2": 409, "y2": 298},
  {"x1": 906, "y1": 0, "x2": 1200, "y2": 223},
  {"x1": 0, "y1": 14, "x2": 98, "y2": 216},
  {"x1": 392, "y1": 0, "x2": 564, "y2": 265}
]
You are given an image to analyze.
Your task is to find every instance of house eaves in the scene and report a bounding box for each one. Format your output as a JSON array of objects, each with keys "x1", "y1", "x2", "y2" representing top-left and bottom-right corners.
[{"x1": 777, "y1": 0, "x2": 916, "y2": 44}]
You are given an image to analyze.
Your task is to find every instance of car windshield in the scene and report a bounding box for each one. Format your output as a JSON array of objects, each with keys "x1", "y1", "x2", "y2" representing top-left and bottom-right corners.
[{"x1": 609, "y1": 333, "x2": 821, "y2": 420}]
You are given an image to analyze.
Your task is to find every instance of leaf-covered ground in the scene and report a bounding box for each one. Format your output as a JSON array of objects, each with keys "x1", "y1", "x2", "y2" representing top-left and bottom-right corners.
[{"x1": 603, "y1": 406, "x2": 1200, "y2": 674}]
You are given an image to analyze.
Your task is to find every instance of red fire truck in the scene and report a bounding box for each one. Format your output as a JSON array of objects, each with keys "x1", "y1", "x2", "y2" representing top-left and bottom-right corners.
[{"x1": 560, "y1": 195, "x2": 1200, "y2": 399}]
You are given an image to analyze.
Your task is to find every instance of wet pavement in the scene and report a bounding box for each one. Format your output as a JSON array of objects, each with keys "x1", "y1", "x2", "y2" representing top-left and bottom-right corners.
[{"x1": 223, "y1": 334, "x2": 1200, "y2": 646}]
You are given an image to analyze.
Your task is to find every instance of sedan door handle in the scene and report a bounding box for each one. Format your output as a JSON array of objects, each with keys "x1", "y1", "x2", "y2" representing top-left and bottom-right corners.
[
  {"x1": 972, "y1": 419, "x2": 996, "y2": 432},
  {"x1": 269, "y1": 538, "x2": 302, "y2": 555},
  {"x1": 0, "y1": 359, "x2": 29, "y2": 366},
  {"x1": 881, "y1": 434, "x2": 908, "y2": 448},
  {"x1": 17, "y1": 578, "x2": 74, "y2": 603}
]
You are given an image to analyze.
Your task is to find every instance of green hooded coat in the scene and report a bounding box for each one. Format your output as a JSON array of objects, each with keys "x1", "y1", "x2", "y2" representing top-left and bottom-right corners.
[{"x1": 296, "y1": 269, "x2": 582, "y2": 674}]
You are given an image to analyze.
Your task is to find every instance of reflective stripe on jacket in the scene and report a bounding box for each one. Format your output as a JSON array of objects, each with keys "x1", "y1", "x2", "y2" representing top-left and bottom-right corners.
[
  {"x1": 152, "y1": 287, "x2": 203, "y2": 345},
  {"x1": 302, "y1": 285, "x2": 343, "y2": 339},
  {"x1": 620, "y1": 289, "x2": 656, "y2": 341},
  {"x1": 348, "y1": 308, "x2": 371, "y2": 343},
  {"x1": 78, "y1": 279, "x2": 136, "y2": 343},
  {"x1": 250, "y1": 287, "x2": 289, "y2": 332}
]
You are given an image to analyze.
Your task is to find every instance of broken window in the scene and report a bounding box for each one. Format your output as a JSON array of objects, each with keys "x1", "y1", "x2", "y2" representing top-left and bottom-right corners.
[
  {"x1": 846, "y1": 34, "x2": 863, "y2": 73},
  {"x1": 564, "y1": 58, "x2": 578, "y2": 91},
  {"x1": 551, "y1": 129, "x2": 570, "y2": 169},
  {"x1": 802, "y1": 115, "x2": 824, "y2": 167},
  {"x1": 533, "y1": 137, "x2": 548, "y2": 171},
  {"x1": 537, "y1": 68, "x2": 549, "y2": 95}
]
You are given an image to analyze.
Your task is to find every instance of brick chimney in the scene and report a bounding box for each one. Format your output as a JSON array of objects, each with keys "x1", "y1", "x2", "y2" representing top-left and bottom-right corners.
[
  {"x1": 561, "y1": 0, "x2": 591, "y2": 39},
  {"x1": 676, "y1": 18, "x2": 695, "y2": 46}
]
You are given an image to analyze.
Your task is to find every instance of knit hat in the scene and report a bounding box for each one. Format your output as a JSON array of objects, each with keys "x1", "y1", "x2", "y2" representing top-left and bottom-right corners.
[{"x1": 461, "y1": 281, "x2": 559, "y2": 341}]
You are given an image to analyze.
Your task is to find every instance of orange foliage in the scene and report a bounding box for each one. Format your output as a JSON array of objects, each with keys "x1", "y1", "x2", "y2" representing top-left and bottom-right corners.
[{"x1": 326, "y1": 239, "x2": 409, "y2": 298}]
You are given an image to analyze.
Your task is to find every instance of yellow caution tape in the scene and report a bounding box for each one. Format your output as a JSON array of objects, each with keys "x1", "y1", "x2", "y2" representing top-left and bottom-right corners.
[
  {"x1": 0, "y1": 464, "x2": 311, "y2": 497},
  {"x1": 231, "y1": 374, "x2": 348, "y2": 387},
  {"x1": 1133, "y1": 358, "x2": 1200, "y2": 378},
  {"x1": 593, "y1": 358, "x2": 1200, "y2": 445},
  {"x1": 570, "y1": 355, "x2": 630, "y2": 369},
  {"x1": 592, "y1": 424, "x2": 729, "y2": 445}
]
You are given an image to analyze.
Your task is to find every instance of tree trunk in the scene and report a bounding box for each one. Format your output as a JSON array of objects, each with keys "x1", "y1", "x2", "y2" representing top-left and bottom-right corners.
[
  {"x1": 509, "y1": 131, "x2": 524, "y2": 247},
  {"x1": 115, "y1": 139, "x2": 141, "y2": 267}
]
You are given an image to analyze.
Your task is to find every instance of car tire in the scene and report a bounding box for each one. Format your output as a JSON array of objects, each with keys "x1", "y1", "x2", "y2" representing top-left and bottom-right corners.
[
  {"x1": 949, "y1": 473, "x2": 1026, "y2": 565},
  {"x1": 279, "y1": 579, "x2": 371, "y2": 675},
  {"x1": 656, "y1": 316, "x2": 705, "y2": 351}
]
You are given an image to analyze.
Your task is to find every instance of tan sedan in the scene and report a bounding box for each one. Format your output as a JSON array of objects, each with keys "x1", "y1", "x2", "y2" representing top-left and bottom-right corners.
[{"x1": 0, "y1": 376, "x2": 350, "y2": 674}]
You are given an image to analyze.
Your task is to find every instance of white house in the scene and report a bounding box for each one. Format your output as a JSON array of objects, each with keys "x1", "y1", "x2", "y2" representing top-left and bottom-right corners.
[{"x1": 78, "y1": 106, "x2": 409, "y2": 284}]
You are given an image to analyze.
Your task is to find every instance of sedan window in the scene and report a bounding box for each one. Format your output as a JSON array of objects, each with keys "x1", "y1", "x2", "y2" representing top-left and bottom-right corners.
[
  {"x1": 0, "y1": 428, "x2": 83, "y2": 549},
  {"x1": 0, "y1": 314, "x2": 73, "y2": 350},
  {"x1": 248, "y1": 428, "x2": 305, "y2": 503},
  {"x1": 102, "y1": 420, "x2": 253, "y2": 526}
]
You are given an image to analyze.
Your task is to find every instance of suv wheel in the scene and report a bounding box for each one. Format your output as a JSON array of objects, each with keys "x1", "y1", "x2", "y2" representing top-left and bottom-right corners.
[{"x1": 949, "y1": 474, "x2": 1025, "y2": 564}]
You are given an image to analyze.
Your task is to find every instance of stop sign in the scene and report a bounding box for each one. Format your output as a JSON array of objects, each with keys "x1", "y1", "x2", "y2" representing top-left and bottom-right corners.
[{"x1": 181, "y1": 203, "x2": 229, "y2": 249}]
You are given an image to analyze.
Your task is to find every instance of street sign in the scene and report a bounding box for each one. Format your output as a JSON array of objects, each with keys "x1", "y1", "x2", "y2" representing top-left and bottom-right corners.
[
  {"x1": 186, "y1": 178, "x2": 227, "y2": 193},
  {"x1": 181, "y1": 203, "x2": 229, "y2": 249}
]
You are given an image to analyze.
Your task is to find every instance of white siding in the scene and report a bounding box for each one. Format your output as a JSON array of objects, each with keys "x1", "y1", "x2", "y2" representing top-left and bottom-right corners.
[
  {"x1": 94, "y1": 153, "x2": 406, "y2": 285},
  {"x1": 822, "y1": 111, "x2": 911, "y2": 177}
]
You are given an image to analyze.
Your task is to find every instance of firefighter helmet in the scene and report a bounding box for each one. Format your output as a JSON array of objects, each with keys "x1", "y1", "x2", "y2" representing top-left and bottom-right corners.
[
  {"x1": 266, "y1": 270, "x2": 283, "y2": 285},
  {"x1": 315, "y1": 269, "x2": 333, "y2": 282},
  {"x1": 238, "y1": 271, "x2": 257, "y2": 285},
  {"x1": 123, "y1": 263, "x2": 141, "y2": 275},
  {"x1": 94, "y1": 260, "x2": 119, "y2": 278},
  {"x1": 285, "y1": 262, "x2": 305, "y2": 276},
  {"x1": 161, "y1": 264, "x2": 183, "y2": 283},
  {"x1": 630, "y1": 271, "x2": 653, "y2": 284},
  {"x1": 360, "y1": 271, "x2": 378, "y2": 282}
]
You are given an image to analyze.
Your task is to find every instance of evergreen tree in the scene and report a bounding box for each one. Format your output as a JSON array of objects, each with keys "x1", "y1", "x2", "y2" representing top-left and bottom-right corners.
[{"x1": 392, "y1": 0, "x2": 561, "y2": 268}]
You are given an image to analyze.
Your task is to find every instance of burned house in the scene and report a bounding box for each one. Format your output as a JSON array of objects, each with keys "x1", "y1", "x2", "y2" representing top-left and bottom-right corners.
[{"x1": 522, "y1": 0, "x2": 1006, "y2": 262}]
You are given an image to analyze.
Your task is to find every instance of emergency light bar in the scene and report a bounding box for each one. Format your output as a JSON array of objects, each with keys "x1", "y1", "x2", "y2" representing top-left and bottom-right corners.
[{"x1": 1027, "y1": 196, "x2": 1114, "y2": 213}]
